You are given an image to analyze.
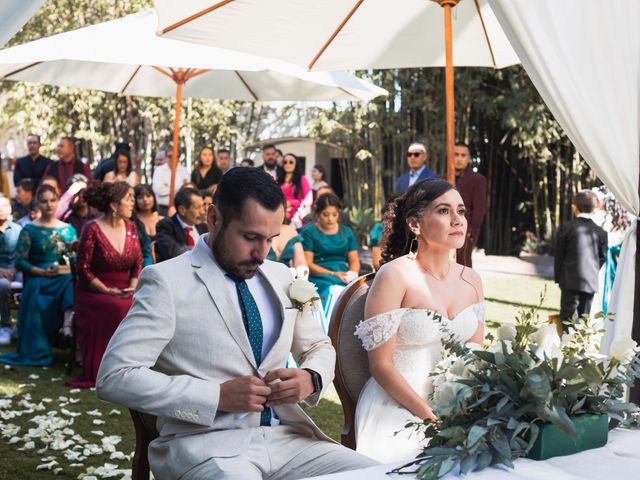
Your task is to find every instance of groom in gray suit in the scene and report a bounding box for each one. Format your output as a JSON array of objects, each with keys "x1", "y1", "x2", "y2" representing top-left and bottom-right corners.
[{"x1": 96, "y1": 168, "x2": 376, "y2": 479}]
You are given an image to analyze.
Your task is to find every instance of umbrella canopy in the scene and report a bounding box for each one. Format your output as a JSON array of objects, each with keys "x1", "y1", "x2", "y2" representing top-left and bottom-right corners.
[
  {"x1": 0, "y1": 9, "x2": 387, "y2": 102},
  {"x1": 154, "y1": 0, "x2": 519, "y2": 70},
  {"x1": 0, "y1": 9, "x2": 387, "y2": 205},
  {"x1": 0, "y1": 0, "x2": 45, "y2": 47},
  {"x1": 154, "y1": 0, "x2": 519, "y2": 182}
]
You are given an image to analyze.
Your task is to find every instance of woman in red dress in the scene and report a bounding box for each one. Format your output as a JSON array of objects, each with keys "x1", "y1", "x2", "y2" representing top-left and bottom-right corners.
[{"x1": 67, "y1": 181, "x2": 142, "y2": 388}]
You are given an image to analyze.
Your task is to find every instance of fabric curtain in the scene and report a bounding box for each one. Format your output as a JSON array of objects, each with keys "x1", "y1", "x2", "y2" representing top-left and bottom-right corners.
[
  {"x1": 0, "y1": 0, "x2": 44, "y2": 47},
  {"x1": 489, "y1": 0, "x2": 640, "y2": 355}
]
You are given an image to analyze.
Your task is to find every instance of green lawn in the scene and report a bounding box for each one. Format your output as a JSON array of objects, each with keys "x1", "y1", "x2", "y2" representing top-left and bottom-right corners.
[{"x1": 0, "y1": 272, "x2": 560, "y2": 479}]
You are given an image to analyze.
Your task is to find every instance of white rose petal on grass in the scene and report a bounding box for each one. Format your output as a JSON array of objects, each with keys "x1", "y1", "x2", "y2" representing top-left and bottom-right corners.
[
  {"x1": 61, "y1": 408, "x2": 81, "y2": 417},
  {"x1": 28, "y1": 374, "x2": 40, "y2": 380},
  {"x1": 69, "y1": 389, "x2": 81, "y2": 394},
  {"x1": 86, "y1": 409, "x2": 102, "y2": 416},
  {"x1": 50, "y1": 377, "x2": 63, "y2": 382},
  {"x1": 36, "y1": 460, "x2": 58, "y2": 470},
  {"x1": 22, "y1": 440, "x2": 35, "y2": 450},
  {"x1": 68, "y1": 398, "x2": 80, "y2": 404},
  {"x1": 91, "y1": 430, "x2": 105, "y2": 437},
  {"x1": 108, "y1": 409, "x2": 121, "y2": 416},
  {"x1": 93, "y1": 419, "x2": 106, "y2": 425},
  {"x1": 54, "y1": 467, "x2": 64, "y2": 475},
  {"x1": 610, "y1": 337, "x2": 638, "y2": 365}
]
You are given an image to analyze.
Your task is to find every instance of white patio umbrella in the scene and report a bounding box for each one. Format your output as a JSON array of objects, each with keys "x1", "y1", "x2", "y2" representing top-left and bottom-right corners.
[
  {"x1": 0, "y1": 0, "x2": 45, "y2": 47},
  {"x1": 0, "y1": 9, "x2": 387, "y2": 205},
  {"x1": 154, "y1": 0, "x2": 520, "y2": 183}
]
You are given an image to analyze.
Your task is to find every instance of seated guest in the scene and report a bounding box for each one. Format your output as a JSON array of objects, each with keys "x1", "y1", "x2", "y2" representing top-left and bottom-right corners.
[
  {"x1": 201, "y1": 190, "x2": 213, "y2": 212},
  {"x1": 310, "y1": 164, "x2": 329, "y2": 191},
  {"x1": 103, "y1": 149, "x2": 140, "y2": 186},
  {"x1": 370, "y1": 222, "x2": 383, "y2": 271},
  {"x1": 40, "y1": 176, "x2": 60, "y2": 195},
  {"x1": 191, "y1": 146, "x2": 222, "y2": 192},
  {"x1": 93, "y1": 142, "x2": 131, "y2": 182},
  {"x1": 155, "y1": 187, "x2": 207, "y2": 262},
  {"x1": 0, "y1": 197, "x2": 21, "y2": 346},
  {"x1": 12, "y1": 179, "x2": 35, "y2": 221},
  {"x1": 18, "y1": 200, "x2": 40, "y2": 227},
  {"x1": 0, "y1": 184, "x2": 76, "y2": 366},
  {"x1": 134, "y1": 184, "x2": 163, "y2": 240},
  {"x1": 268, "y1": 215, "x2": 307, "y2": 269},
  {"x1": 63, "y1": 185, "x2": 96, "y2": 236},
  {"x1": 43, "y1": 137, "x2": 92, "y2": 192},
  {"x1": 14, "y1": 134, "x2": 51, "y2": 186},
  {"x1": 67, "y1": 182, "x2": 142, "y2": 388},
  {"x1": 278, "y1": 153, "x2": 311, "y2": 223},
  {"x1": 302, "y1": 193, "x2": 360, "y2": 311}
]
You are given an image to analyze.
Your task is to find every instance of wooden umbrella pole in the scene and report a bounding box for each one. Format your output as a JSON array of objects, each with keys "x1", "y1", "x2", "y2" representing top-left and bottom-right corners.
[
  {"x1": 434, "y1": 0, "x2": 460, "y2": 185},
  {"x1": 169, "y1": 69, "x2": 187, "y2": 209}
]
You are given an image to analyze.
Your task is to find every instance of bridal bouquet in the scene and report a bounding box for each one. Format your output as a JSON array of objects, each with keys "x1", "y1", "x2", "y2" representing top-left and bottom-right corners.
[
  {"x1": 404, "y1": 296, "x2": 640, "y2": 480},
  {"x1": 45, "y1": 231, "x2": 75, "y2": 274}
]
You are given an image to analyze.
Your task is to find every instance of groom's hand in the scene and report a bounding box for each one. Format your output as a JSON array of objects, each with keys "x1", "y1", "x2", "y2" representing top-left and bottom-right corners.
[
  {"x1": 264, "y1": 369, "x2": 314, "y2": 406},
  {"x1": 219, "y1": 376, "x2": 272, "y2": 413}
]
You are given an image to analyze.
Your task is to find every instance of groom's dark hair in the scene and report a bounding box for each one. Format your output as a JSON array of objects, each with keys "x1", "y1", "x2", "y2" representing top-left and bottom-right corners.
[{"x1": 214, "y1": 167, "x2": 285, "y2": 227}]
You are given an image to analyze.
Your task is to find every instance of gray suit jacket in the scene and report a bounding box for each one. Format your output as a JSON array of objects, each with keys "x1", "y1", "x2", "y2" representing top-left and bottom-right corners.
[{"x1": 96, "y1": 236, "x2": 336, "y2": 480}]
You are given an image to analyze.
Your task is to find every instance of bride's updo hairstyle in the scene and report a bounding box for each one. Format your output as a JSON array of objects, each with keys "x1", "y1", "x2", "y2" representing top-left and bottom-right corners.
[
  {"x1": 380, "y1": 178, "x2": 455, "y2": 265},
  {"x1": 84, "y1": 181, "x2": 130, "y2": 214}
]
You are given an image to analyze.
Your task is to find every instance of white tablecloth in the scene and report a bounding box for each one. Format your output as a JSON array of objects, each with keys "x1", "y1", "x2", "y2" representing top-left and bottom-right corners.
[{"x1": 307, "y1": 428, "x2": 640, "y2": 479}]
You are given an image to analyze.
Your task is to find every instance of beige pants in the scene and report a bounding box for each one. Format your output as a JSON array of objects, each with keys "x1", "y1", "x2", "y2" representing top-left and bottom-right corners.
[{"x1": 179, "y1": 426, "x2": 378, "y2": 480}]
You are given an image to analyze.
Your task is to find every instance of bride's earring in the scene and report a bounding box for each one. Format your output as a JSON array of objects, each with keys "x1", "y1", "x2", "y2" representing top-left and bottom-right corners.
[{"x1": 408, "y1": 235, "x2": 418, "y2": 260}]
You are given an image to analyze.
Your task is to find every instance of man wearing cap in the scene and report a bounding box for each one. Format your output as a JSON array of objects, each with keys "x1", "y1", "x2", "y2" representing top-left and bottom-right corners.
[{"x1": 394, "y1": 142, "x2": 437, "y2": 194}]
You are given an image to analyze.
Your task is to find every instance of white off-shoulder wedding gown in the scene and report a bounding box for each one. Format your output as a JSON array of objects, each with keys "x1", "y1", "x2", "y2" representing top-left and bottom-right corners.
[{"x1": 353, "y1": 303, "x2": 485, "y2": 463}]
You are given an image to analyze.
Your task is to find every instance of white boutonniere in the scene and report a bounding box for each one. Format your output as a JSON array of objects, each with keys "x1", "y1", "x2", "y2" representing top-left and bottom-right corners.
[{"x1": 288, "y1": 278, "x2": 320, "y2": 312}]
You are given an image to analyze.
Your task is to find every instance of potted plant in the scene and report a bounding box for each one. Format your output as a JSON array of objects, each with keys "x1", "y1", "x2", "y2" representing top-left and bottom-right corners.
[{"x1": 398, "y1": 296, "x2": 640, "y2": 479}]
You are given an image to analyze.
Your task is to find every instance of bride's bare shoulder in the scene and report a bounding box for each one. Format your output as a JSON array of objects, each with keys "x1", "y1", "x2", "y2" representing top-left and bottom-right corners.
[{"x1": 375, "y1": 256, "x2": 417, "y2": 282}]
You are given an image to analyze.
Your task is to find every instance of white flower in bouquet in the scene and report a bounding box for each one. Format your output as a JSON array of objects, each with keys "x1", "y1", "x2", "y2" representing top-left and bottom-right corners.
[
  {"x1": 288, "y1": 278, "x2": 320, "y2": 312},
  {"x1": 489, "y1": 339, "x2": 513, "y2": 354},
  {"x1": 610, "y1": 337, "x2": 638, "y2": 365},
  {"x1": 497, "y1": 323, "x2": 517, "y2": 342},
  {"x1": 529, "y1": 323, "x2": 562, "y2": 361}
]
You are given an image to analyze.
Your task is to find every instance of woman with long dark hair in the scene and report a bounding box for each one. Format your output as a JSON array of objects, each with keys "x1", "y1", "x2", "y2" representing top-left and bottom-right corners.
[
  {"x1": 353, "y1": 178, "x2": 485, "y2": 463},
  {"x1": 134, "y1": 184, "x2": 163, "y2": 241},
  {"x1": 0, "y1": 184, "x2": 76, "y2": 366},
  {"x1": 277, "y1": 153, "x2": 311, "y2": 222},
  {"x1": 191, "y1": 146, "x2": 222, "y2": 192},
  {"x1": 67, "y1": 181, "x2": 142, "y2": 388},
  {"x1": 104, "y1": 149, "x2": 139, "y2": 185},
  {"x1": 310, "y1": 164, "x2": 329, "y2": 191}
]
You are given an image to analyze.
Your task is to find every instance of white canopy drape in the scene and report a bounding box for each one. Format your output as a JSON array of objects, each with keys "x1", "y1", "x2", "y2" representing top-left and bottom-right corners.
[
  {"x1": 488, "y1": 0, "x2": 640, "y2": 353},
  {"x1": 0, "y1": 0, "x2": 44, "y2": 47}
]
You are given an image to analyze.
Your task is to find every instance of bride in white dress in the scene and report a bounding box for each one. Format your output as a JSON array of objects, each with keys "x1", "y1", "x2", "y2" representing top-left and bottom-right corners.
[{"x1": 354, "y1": 178, "x2": 485, "y2": 463}]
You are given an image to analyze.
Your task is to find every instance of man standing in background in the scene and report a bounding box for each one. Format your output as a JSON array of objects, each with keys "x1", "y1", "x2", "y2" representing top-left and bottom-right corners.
[
  {"x1": 454, "y1": 143, "x2": 487, "y2": 267},
  {"x1": 394, "y1": 143, "x2": 437, "y2": 194},
  {"x1": 14, "y1": 134, "x2": 51, "y2": 187}
]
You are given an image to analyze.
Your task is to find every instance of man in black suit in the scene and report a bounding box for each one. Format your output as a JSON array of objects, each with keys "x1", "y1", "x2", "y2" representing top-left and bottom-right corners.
[
  {"x1": 14, "y1": 134, "x2": 51, "y2": 186},
  {"x1": 394, "y1": 142, "x2": 437, "y2": 193},
  {"x1": 554, "y1": 190, "x2": 608, "y2": 326},
  {"x1": 155, "y1": 187, "x2": 208, "y2": 262}
]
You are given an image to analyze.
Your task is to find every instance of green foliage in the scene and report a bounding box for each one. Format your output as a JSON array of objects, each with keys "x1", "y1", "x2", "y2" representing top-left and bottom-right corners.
[
  {"x1": 406, "y1": 301, "x2": 640, "y2": 479},
  {"x1": 346, "y1": 205, "x2": 375, "y2": 247}
]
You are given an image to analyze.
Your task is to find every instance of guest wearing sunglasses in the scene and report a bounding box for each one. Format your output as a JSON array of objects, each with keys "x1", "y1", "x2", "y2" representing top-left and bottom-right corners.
[
  {"x1": 277, "y1": 153, "x2": 311, "y2": 222},
  {"x1": 394, "y1": 143, "x2": 437, "y2": 194}
]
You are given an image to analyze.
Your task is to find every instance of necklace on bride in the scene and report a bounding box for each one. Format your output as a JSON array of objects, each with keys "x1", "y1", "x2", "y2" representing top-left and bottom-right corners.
[{"x1": 418, "y1": 261, "x2": 451, "y2": 281}]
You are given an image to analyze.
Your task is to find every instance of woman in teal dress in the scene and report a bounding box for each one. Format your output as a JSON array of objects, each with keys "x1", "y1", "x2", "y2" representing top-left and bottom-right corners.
[
  {"x1": 0, "y1": 184, "x2": 77, "y2": 366},
  {"x1": 302, "y1": 193, "x2": 360, "y2": 312}
]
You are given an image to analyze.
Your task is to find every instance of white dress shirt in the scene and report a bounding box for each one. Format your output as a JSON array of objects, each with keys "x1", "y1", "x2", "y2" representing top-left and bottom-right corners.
[
  {"x1": 176, "y1": 214, "x2": 201, "y2": 246},
  {"x1": 408, "y1": 165, "x2": 426, "y2": 187},
  {"x1": 152, "y1": 163, "x2": 190, "y2": 207}
]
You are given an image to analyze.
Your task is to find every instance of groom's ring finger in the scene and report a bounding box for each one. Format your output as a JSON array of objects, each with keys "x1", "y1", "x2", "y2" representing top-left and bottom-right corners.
[{"x1": 267, "y1": 387, "x2": 297, "y2": 401}]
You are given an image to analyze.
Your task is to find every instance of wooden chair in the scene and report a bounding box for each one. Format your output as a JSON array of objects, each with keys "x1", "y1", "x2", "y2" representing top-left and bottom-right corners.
[
  {"x1": 129, "y1": 409, "x2": 159, "y2": 480},
  {"x1": 327, "y1": 272, "x2": 376, "y2": 449}
]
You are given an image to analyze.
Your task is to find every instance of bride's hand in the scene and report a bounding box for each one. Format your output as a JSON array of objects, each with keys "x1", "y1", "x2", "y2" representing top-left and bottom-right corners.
[{"x1": 418, "y1": 405, "x2": 437, "y2": 422}]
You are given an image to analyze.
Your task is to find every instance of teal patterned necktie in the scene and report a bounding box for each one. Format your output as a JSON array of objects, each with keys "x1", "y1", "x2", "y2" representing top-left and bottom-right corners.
[{"x1": 229, "y1": 275, "x2": 271, "y2": 426}]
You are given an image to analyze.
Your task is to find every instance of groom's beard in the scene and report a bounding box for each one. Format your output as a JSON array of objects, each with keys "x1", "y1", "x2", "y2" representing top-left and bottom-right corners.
[{"x1": 211, "y1": 239, "x2": 263, "y2": 280}]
